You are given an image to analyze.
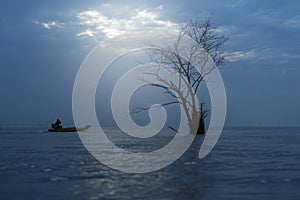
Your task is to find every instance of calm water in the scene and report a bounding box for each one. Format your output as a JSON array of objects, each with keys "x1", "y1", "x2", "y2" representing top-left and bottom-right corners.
[{"x1": 0, "y1": 127, "x2": 299, "y2": 200}]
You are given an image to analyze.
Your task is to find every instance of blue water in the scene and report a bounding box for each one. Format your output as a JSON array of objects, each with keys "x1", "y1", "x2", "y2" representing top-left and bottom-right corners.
[{"x1": 0, "y1": 127, "x2": 299, "y2": 200}]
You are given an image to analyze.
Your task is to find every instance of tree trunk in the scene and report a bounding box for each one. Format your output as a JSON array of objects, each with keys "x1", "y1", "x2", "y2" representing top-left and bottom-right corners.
[
  {"x1": 197, "y1": 117, "x2": 205, "y2": 134},
  {"x1": 197, "y1": 103, "x2": 206, "y2": 134}
]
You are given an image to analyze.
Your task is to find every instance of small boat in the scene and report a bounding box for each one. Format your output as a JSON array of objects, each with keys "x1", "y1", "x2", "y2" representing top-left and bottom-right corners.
[{"x1": 48, "y1": 125, "x2": 91, "y2": 132}]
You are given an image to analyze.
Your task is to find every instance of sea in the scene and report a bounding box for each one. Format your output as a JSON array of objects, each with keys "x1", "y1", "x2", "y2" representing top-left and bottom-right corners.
[{"x1": 0, "y1": 127, "x2": 299, "y2": 200}]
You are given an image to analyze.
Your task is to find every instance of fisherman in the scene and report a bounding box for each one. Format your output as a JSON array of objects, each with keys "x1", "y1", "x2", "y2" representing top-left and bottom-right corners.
[{"x1": 51, "y1": 119, "x2": 62, "y2": 129}]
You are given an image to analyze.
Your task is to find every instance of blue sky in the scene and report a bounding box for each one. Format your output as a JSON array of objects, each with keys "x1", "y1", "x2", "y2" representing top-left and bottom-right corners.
[{"x1": 0, "y1": 0, "x2": 299, "y2": 127}]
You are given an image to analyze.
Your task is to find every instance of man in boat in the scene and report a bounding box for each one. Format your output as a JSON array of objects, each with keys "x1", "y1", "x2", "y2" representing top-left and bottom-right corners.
[{"x1": 51, "y1": 119, "x2": 62, "y2": 129}]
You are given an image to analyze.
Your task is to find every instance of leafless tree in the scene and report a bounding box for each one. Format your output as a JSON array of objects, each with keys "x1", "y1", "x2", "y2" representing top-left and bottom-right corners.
[{"x1": 133, "y1": 17, "x2": 227, "y2": 134}]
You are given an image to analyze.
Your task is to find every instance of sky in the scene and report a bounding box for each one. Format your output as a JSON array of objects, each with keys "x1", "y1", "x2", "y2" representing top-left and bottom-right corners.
[{"x1": 0, "y1": 0, "x2": 299, "y2": 127}]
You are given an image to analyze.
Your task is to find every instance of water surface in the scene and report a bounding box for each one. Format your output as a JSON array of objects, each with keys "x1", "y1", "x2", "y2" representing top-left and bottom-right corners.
[{"x1": 0, "y1": 127, "x2": 299, "y2": 199}]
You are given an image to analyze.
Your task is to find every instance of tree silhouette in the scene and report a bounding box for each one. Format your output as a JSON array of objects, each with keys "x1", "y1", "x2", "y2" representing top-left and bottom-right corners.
[{"x1": 133, "y1": 17, "x2": 227, "y2": 134}]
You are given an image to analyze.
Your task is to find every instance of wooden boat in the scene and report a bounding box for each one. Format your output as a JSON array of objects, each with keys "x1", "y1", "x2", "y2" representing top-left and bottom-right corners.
[{"x1": 48, "y1": 125, "x2": 91, "y2": 132}]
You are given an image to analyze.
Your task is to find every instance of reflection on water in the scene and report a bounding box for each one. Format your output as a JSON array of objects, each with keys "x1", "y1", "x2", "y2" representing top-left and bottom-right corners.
[{"x1": 0, "y1": 127, "x2": 299, "y2": 199}]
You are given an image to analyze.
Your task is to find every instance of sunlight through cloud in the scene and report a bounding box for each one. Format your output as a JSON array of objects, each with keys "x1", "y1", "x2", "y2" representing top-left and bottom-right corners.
[{"x1": 76, "y1": 7, "x2": 176, "y2": 40}]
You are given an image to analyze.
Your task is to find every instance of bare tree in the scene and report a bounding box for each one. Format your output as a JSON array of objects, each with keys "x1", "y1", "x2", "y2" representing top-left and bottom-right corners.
[{"x1": 133, "y1": 17, "x2": 227, "y2": 134}]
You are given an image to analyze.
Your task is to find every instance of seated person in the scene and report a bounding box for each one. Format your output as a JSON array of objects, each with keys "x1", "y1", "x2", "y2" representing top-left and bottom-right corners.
[{"x1": 51, "y1": 119, "x2": 63, "y2": 129}]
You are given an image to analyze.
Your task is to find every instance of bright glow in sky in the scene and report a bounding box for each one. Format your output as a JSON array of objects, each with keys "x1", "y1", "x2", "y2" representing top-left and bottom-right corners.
[{"x1": 0, "y1": 0, "x2": 299, "y2": 127}]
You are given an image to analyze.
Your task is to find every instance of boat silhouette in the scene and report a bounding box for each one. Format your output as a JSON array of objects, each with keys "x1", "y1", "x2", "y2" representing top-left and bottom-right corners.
[
  {"x1": 48, "y1": 125, "x2": 91, "y2": 132},
  {"x1": 48, "y1": 119, "x2": 91, "y2": 132}
]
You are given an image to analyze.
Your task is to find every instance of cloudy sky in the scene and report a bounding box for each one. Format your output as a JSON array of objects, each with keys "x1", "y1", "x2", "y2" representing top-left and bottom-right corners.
[{"x1": 0, "y1": 0, "x2": 299, "y2": 127}]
